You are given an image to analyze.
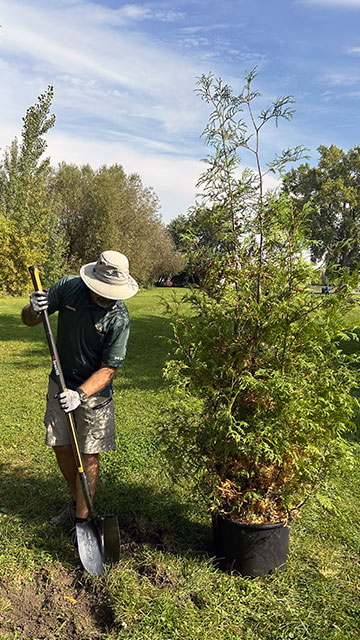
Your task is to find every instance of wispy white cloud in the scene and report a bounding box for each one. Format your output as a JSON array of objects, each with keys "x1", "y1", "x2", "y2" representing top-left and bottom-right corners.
[
  {"x1": 179, "y1": 23, "x2": 233, "y2": 34},
  {"x1": 323, "y1": 70, "x2": 360, "y2": 85},
  {"x1": 1, "y1": 0, "x2": 359, "y2": 223},
  {"x1": 47, "y1": 130, "x2": 202, "y2": 221},
  {"x1": 1, "y1": 4, "x2": 188, "y2": 94},
  {"x1": 346, "y1": 46, "x2": 360, "y2": 54},
  {"x1": 121, "y1": 4, "x2": 184, "y2": 22},
  {"x1": 179, "y1": 25, "x2": 208, "y2": 34},
  {"x1": 0, "y1": 0, "x2": 211, "y2": 220},
  {"x1": 297, "y1": 0, "x2": 360, "y2": 6},
  {"x1": 84, "y1": 3, "x2": 185, "y2": 25},
  {"x1": 0, "y1": 0, "x2": 206, "y2": 136}
]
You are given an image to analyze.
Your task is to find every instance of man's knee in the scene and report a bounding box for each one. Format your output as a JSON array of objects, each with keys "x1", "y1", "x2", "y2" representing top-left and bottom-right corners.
[
  {"x1": 83, "y1": 452, "x2": 99, "y2": 469},
  {"x1": 53, "y1": 444, "x2": 72, "y2": 453},
  {"x1": 53, "y1": 444, "x2": 73, "y2": 458}
]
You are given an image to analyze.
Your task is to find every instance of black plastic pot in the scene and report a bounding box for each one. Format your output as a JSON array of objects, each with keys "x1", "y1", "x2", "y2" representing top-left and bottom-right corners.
[{"x1": 212, "y1": 513, "x2": 290, "y2": 577}]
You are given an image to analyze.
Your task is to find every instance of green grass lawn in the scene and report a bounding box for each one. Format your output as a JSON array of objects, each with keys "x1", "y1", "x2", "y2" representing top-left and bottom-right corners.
[{"x1": 0, "y1": 288, "x2": 359, "y2": 640}]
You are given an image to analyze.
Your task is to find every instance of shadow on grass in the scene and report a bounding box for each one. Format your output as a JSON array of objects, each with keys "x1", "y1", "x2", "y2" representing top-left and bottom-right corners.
[
  {"x1": 0, "y1": 311, "x2": 56, "y2": 369},
  {"x1": 116, "y1": 314, "x2": 174, "y2": 392},
  {"x1": 97, "y1": 470, "x2": 212, "y2": 557},
  {"x1": 0, "y1": 310, "x2": 57, "y2": 342},
  {"x1": 1, "y1": 311, "x2": 174, "y2": 391},
  {"x1": 0, "y1": 461, "x2": 212, "y2": 567}
]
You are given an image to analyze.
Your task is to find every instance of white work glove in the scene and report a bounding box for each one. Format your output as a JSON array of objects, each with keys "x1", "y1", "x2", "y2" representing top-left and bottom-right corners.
[
  {"x1": 57, "y1": 389, "x2": 81, "y2": 413},
  {"x1": 30, "y1": 290, "x2": 48, "y2": 313}
]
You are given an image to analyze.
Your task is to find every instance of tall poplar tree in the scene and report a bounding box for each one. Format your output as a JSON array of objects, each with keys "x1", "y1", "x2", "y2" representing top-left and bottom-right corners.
[{"x1": 0, "y1": 86, "x2": 65, "y2": 293}]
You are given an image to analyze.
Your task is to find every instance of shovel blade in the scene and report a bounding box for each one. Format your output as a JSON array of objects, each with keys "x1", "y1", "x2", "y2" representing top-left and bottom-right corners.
[
  {"x1": 76, "y1": 516, "x2": 121, "y2": 575},
  {"x1": 103, "y1": 515, "x2": 121, "y2": 565},
  {"x1": 76, "y1": 520, "x2": 105, "y2": 576}
]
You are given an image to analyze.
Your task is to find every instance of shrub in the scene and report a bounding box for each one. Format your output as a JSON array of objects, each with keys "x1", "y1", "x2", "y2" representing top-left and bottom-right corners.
[{"x1": 160, "y1": 70, "x2": 360, "y2": 524}]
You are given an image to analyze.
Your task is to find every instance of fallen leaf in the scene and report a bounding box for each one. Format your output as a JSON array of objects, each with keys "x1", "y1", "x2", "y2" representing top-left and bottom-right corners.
[{"x1": 64, "y1": 595, "x2": 77, "y2": 604}]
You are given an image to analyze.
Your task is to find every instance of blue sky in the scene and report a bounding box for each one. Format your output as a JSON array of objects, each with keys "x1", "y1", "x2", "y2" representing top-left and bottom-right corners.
[{"x1": 1, "y1": 0, "x2": 360, "y2": 222}]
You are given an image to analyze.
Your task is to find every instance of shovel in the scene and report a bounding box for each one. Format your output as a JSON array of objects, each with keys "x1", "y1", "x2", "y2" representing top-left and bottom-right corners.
[{"x1": 29, "y1": 265, "x2": 120, "y2": 575}]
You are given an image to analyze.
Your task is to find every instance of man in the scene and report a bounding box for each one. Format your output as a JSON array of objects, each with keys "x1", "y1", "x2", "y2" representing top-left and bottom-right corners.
[{"x1": 21, "y1": 250, "x2": 138, "y2": 534}]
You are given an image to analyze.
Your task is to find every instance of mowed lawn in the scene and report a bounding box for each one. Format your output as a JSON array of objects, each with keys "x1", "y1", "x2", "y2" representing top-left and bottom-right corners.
[{"x1": 0, "y1": 288, "x2": 359, "y2": 640}]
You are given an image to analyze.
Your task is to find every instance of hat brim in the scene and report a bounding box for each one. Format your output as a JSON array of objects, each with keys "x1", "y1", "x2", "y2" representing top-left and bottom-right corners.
[{"x1": 80, "y1": 262, "x2": 139, "y2": 300}]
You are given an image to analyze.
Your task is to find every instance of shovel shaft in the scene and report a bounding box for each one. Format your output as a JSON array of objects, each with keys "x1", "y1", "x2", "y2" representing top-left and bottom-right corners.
[{"x1": 28, "y1": 265, "x2": 97, "y2": 522}]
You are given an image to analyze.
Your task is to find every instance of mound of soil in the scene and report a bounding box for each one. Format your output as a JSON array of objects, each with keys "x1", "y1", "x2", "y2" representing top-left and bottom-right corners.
[{"x1": 0, "y1": 566, "x2": 115, "y2": 640}]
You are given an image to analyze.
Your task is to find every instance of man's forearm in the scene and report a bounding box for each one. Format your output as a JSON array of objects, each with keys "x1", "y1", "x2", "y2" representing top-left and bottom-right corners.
[
  {"x1": 79, "y1": 363, "x2": 117, "y2": 398},
  {"x1": 21, "y1": 303, "x2": 42, "y2": 327}
]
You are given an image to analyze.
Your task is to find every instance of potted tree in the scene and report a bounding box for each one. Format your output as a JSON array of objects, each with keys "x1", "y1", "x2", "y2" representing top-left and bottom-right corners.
[{"x1": 161, "y1": 70, "x2": 359, "y2": 577}]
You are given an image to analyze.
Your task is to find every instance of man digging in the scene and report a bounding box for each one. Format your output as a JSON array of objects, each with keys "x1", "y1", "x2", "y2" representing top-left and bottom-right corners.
[{"x1": 22, "y1": 250, "x2": 138, "y2": 544}]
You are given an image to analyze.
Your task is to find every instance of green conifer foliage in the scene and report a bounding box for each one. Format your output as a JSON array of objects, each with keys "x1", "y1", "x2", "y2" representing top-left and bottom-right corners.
[{"x1": 161, "y1": 71, "x2": 359, "y2": 523}]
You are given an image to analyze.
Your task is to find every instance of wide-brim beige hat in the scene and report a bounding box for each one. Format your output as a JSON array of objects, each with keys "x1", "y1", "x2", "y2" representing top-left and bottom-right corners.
[{"x1": 80, "y1": 250, "x2": 139, "y2": 300}]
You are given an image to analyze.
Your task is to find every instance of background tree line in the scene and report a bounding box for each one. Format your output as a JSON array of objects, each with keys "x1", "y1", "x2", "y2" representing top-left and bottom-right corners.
[
  {"x1": 0, "y1": 86, "x2": 185, "y2": 295},
  {"x1": 2, "y1": 85, "x2": 358, "y2": 296},
  {"x1": 168, "y1": 145, "x2": 360, "y2": 278}
]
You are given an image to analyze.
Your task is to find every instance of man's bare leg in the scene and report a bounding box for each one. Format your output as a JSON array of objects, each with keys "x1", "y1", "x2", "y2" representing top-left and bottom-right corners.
[
  {"x1": 53, "y1": 446, "x2": 99, "y2": 518},
  {"x1": 53, "y1": 445, "x2": 77, "y2": 501}
]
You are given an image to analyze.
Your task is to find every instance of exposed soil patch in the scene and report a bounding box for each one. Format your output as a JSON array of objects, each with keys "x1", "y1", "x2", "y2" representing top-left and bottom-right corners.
[
  {"x1": 120, "y1": 517, "x2": 175, "y2": 554},
  {"x1": 0, "y1": 521, "x2": 176, "y2": 639},
  {"x1": 0, "y1": 566, "x2": 115, "y2": 640},
  {"x1": 137, "y1": 562, "x2": 177, "y2": 589}
]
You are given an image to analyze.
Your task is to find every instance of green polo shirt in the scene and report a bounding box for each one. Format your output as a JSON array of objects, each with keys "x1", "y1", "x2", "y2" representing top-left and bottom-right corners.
[{"x1": 47, "y1": 275, "x2": 130, "y2": 396}]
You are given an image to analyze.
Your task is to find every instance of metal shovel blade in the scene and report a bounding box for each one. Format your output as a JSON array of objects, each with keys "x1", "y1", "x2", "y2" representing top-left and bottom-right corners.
[
  {"x1": 76, "y1": 519, "x2": 105, "y2": 576},
  {"x1": 76, "y1": 516, "x2": 121, "y2": 575}
]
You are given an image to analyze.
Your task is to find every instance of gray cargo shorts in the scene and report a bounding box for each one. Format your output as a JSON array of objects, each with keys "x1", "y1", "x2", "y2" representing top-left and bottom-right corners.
[{"x1": 44, "y1": 378, "x2": 116, "y2": 454}]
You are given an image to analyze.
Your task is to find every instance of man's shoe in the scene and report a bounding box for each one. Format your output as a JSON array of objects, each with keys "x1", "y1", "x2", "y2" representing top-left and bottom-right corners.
[
  {"x1": 49, "y1": 500, "x2": 76, "y2": 526},
  {"x1": 69, "y1": 525, "x2": 78, "y2": 548}
]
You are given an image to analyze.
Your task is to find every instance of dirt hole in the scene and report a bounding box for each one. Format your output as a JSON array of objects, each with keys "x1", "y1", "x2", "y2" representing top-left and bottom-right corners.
[{"x1": 0, "y1": 566, "x2": 115, "y2": 640}]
